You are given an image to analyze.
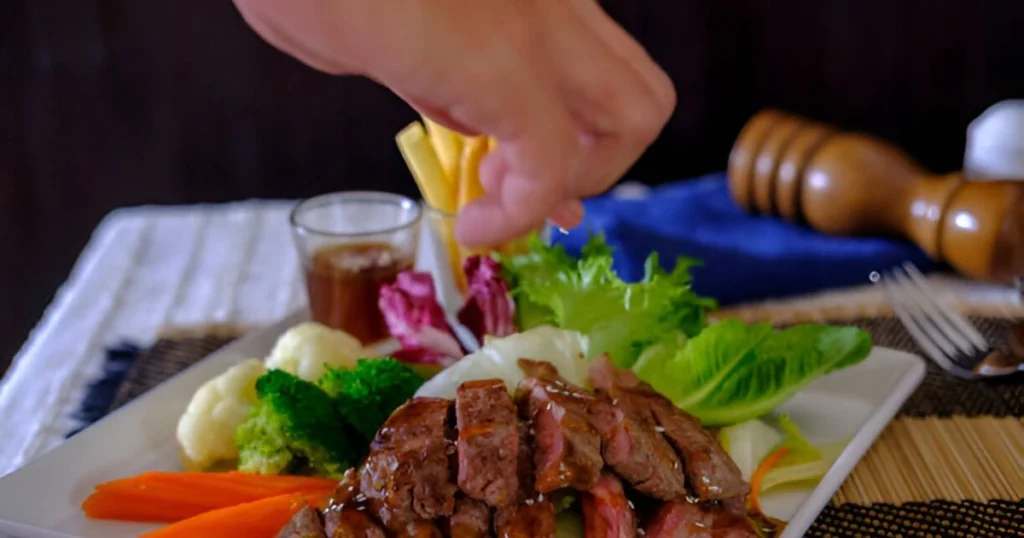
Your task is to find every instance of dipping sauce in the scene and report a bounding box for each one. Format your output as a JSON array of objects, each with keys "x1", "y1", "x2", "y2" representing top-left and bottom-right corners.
[{"x1": 305, "y1": 242, "x2": 413, "y2": 344}]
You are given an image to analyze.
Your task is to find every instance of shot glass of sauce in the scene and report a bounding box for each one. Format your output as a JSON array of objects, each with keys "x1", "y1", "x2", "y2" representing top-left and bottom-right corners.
[{"x1": 290, "y1": 192, "x2": 422, "y2": 345}]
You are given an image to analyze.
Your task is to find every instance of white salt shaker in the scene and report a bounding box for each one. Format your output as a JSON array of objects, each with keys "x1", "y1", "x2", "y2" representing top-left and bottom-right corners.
[{"x1": 964, "y1": 99, "x2": 1024, "y2": 180}]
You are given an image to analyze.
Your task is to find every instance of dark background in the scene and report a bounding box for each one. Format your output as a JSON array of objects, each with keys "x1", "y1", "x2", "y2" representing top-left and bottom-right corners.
[{"x1": 2, "y1": 0, "x2": 1023, "y2": 374}]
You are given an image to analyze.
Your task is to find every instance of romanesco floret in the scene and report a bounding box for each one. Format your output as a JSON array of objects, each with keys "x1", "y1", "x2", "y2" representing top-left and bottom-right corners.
[
  {"x1": 235, "y1": 369, "x2": 359, "y2": 477},
  {"x1": 318, "y1": 357, "x2": 425, "y2": 441}
]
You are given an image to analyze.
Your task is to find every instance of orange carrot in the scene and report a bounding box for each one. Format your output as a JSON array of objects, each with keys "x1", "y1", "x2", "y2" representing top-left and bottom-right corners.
[
  {"x1": 82, "y1": 471, "x2": 336, "y2": 523},
  {"x1": 139, "y1": 493, "x2": 310, "y2": 538},
  {"x1": 749, "y1": 446, "x2": 791, "y2": 513}
]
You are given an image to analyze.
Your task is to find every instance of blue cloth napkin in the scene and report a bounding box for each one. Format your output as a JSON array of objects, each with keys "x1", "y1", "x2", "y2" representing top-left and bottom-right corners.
[{"x1": 550, "y1": 173, "x2": 937, "y2": 306}]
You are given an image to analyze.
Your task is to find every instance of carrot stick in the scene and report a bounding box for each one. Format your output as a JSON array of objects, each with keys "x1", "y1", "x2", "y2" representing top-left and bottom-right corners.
[
  {"x1": 83, "y1": 471, "x2": 336, "y2": 523},
  {"x1": 139, "y1": 493, "x2": 310, "y2": 538},
  {"x1": 749, "y1": 446, "x2": 790, "y2": 513}
]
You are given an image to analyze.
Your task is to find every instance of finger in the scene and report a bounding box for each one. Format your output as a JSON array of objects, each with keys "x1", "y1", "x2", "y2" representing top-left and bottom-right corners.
[
  {"x1": 549, "y1": 199, "x2": 586, "y2": 230},
  {"x1": 232, "y1": 0, "x2": 356, "y2": 74},
  {"x1": 476, "y1": 149, "x2": 584, "y2": 231},
  {"x1": 569, "y1": 0, "x2": 676, "y2": 113},
  {"x1": 455, "y1": 132, "x2": 575, "y2": 246},
  {"x1": 538, "y1": 1, "x2": 673, "y2": 196},
  {"x1": 446, "y1": 58, "x2": 580, "y2": 244}
]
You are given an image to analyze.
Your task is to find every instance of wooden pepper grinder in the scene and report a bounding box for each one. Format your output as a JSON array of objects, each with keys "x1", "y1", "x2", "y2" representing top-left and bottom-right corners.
[{"x1": 728, "y1": 109, "x2": 1023, "y2": 284}]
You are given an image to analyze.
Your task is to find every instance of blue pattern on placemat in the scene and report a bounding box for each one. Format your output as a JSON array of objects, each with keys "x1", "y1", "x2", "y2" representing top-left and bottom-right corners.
[
  {"x1": 550, "y1": 173, "x2": 937, "y2": 305},
  {"x1": 66, "y1": 342, "x2": 142, "y2": 438}
]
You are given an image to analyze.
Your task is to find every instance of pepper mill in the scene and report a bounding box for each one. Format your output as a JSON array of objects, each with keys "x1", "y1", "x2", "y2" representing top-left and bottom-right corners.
[{"x1": 728, "y1": 109, "x2": 1023, "y2": 284}]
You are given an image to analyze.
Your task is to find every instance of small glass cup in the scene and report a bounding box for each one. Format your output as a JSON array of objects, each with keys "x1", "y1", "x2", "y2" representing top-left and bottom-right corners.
[
  {"x1": 424, "y1": 204, "x2": 550, "y2": 295},
  {"x1": 290, "y1": 192, "x2": 422, "y2": 345}
]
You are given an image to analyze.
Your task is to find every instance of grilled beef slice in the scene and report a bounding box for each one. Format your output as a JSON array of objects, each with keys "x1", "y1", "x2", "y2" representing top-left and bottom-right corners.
[
  {"x1": 455, "y1": 379, "x2": 519, "y2": 506},
  {"x1": 366, "y1": 497, "x2": 445, "y2": 538},
  {"x1": 277, "y1": 505, "x2": 327, "y2": 538},
  {"x1": 322, "y1": 507, "x2": 387, "y2": 538},
  {"x1": 644, "y1": 500, "x2": 758, "y2": 538},
  {"x1": 446, "y1": 496, "x2": 492, "y2": 538},
  {"x1": 581, "y1": 473, "x2": 637, "y2": 538},
  {"x1": 587, "y1": 388, "x2": 687, "y2": 500},
  {"x1": 361, "y1": 397, "x2": 457, "y2": 521},
  {"x1": 516, "y1": 359, "x2": 604, "y2": 493},
  {"x1": 494, "y1": 499, "x2": 557, "y2": 538},
  {"x1": 589, "y1": 357, "x2": 749, "y2": 501},
  {"x1": 493, "y1": 419, "x2": 557, "y2": 538}
]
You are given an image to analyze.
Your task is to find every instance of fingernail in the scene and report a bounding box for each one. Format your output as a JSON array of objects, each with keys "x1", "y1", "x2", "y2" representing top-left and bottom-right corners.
[{"x1": 550, "y1": 201, "x2": 585, "y2": 230}]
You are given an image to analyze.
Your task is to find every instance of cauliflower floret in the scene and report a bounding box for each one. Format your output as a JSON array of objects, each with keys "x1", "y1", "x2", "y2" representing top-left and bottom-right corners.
[
  {"x1": 264, "y1": 322, "x2": 365, "y2": 382},
  {"x1": 176, "y1": 358, "x2": 266, "y2": 470}
]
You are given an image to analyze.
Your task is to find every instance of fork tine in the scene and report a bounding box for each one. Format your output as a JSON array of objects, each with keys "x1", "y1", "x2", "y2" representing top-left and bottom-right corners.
[
  {"x1": 891, "y1": 268, "x2": 976, "y2": 360},
  {"x1": 902, "y1": 262, "x2": 989, "y2": 351},
  {"x1": 880, "y1": 272, "x2": 977, "y2": 378}
]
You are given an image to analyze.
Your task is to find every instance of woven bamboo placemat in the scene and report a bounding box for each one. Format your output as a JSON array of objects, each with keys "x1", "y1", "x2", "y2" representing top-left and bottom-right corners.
[{"x1": 97, "y1": 315, "x2": 1023, "y2": 537}]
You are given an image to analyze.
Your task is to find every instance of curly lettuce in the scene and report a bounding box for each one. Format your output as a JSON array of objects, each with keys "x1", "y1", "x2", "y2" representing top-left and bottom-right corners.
[{"x1": 497, "y1": 234, "x2": 715, "y2": 368}]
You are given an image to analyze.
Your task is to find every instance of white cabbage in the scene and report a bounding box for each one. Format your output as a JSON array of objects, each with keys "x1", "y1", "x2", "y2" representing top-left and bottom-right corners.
[{"x1": 415, "y1": 325, "x2": 589, "y2": 398}]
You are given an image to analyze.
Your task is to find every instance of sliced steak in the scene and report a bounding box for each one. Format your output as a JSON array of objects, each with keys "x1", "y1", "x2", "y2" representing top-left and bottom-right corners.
[
  {"x1": 323, "y1": 469, "x2": 389, "y2": 538},
  {"x1": 493, "y1": 418, "x2": 558, "y2": 538},
  {"x1": 516, "y1": 359, "x2": 604, "y2": 493},
  {"x1": 368, "y1": 497, "x2": 444, "y2": 538},
  {"x1": 581, "y1": 473, "x2": 636, "y2": 538},
  {"x1": 277, "y1": 505, "x2": 327, "y2": 538},
  {"x1": 644, "y1": 500, "x2": 758, "y2": 538},
  {"x1": 446, "y1": 496, "x2": 492, "y2": 538},
  {"x1": 455, "y1": 379, "x2": 519, "y2": 506},
  {"x1": 494, "y1": 499, "x2": 557, "y2": 538},
  {"x1": 588, "y1": 390, "x2": 687, "y2": 500},
  {"x1": 648, "y1": 401, "x2": 748, "y2": 501},
  {"x1": 361, "y1": 397, "x2": 457, "y2": 521},
  {"x1": 322, "y1": 507, "x2": 387, "y2": 538},
  {"x1": 589, "y1": 357, "x2": 748, "y2": 501},
  {"x1": 329, "y1": 468, "x2": 362, "y2": 507}
]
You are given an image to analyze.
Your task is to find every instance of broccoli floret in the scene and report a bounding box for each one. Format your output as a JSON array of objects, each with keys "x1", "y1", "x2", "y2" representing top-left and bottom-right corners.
[
  {"x1": 318, "y1": 357, "x2": 425, "y2": 441},
  {"x1": 235, "y1": 369, "x2": 359, "y2": 478}
]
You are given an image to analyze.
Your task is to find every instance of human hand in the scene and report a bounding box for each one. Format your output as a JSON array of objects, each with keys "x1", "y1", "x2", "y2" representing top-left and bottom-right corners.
[{"x1": 233, "y1": 0, "x2": 675, "y2": 246}]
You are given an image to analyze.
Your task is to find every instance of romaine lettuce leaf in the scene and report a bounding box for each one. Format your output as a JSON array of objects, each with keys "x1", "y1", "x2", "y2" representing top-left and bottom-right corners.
[
  {"x1": 497, "y1": 234, "x2": 715, "y2": 368},
  {"x1": 634, "y1": 319, "x2": 873, "y2": 426}
]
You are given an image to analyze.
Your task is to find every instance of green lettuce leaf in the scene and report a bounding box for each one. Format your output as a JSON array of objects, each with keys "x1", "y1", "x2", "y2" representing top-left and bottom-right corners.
[
  {"x1": 633, "y1": 319, "x2": 873, "y2": 426},
  {"x1": 497, "y1": 234, "x2": 715, "y2": 368}
]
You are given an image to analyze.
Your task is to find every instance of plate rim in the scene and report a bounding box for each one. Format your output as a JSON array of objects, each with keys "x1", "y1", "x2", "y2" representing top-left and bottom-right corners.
[{"x1": 779, "y1": 347, "x2": 926, "y2": 537}]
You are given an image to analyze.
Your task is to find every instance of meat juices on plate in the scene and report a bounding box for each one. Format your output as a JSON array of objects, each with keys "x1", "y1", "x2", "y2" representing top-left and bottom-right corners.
[
  {"x1": 455, "y1": 379, "x2": 519, "y2": 507},
  {"x1": 589, "y1": 356, "x2": 749, "y2": 501},
  {"x1": 516, "y1": 359, "x2": 604, "y2": 493},
  {"x1": 361, "y1": 398, "x2": 457, "y2": 520}
]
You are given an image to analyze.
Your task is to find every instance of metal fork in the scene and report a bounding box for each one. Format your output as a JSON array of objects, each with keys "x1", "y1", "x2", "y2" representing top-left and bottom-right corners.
[{"x1": 872, "y1": 263, "x2": 1024, "y2": 379}]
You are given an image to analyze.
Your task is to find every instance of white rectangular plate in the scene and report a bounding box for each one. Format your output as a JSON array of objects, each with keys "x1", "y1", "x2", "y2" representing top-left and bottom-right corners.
[{"x1": 0, "y1": 311, "x2": 925, "y2": 538}]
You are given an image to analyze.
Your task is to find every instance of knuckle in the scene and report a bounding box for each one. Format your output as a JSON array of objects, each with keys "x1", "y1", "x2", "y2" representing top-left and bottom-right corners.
[{"x1": 624, "y1": 98, "x2": 670, "y2": 144}]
